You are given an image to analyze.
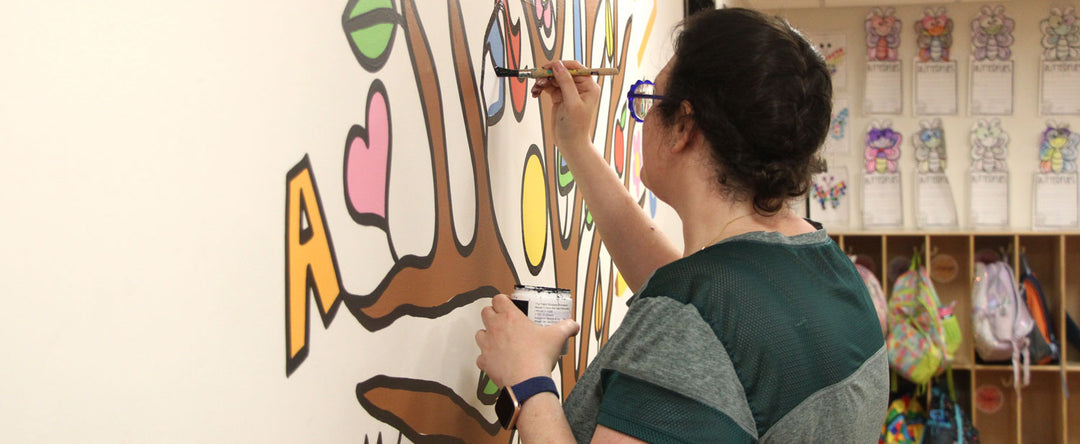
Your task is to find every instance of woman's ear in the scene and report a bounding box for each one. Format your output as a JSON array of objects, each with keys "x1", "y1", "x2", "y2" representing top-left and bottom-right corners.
[{"x1": 669, "y1": 100, "x2": 697, "y2": 153}]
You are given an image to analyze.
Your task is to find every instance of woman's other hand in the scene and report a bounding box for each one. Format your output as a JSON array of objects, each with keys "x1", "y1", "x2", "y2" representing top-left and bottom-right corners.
[
  {"x1": 530, "y1": 60, "x2": 601, "y2": 150},
  {"x1": 475, "y1": 294, "x2": 580, "y2": 388}
]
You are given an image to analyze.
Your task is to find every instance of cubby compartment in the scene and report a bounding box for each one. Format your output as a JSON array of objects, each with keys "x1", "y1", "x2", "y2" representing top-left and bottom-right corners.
[
  {"x1": 973, "y1": 235, "x2": 1015, "y2": 267},
  {"x1": 838, "y1": 234, "x2": 884, "y2": 278},
  {"x1": 884, "y1": 235, "x2": 925, "y2": 293},
  {"x1": 831, "y1": 231, "x2": 1080, "y2": 443},
  {"x1": 1069, "y1": 373, "x2": 1080, "y2": 444},
  {"x1": 1019, "y1": 372, "x2": 1064, "y2": 444},
  {"x1": 973, "y1": 369, "x2": 1018, "y2": 444},
  {"x1": 1067, "y1": 236, "x2": 1080, "y2": 367},
  {"x1": 929, "y1": 235, "x2": 973, "y2": 367}
]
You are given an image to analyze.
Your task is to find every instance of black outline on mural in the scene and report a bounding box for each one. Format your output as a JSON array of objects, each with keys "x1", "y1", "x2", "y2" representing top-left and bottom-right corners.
[
  {"x1": 285, "y1": 155, "x2": 346, "y2": 376},
  {"x1": 521, "y1": 144, "x2": 549, "y2": 276},
  {"x1": 481, "y1": 13, "x2": 507, "y2": 127},
  {"x1": 447, "y1": 0, "x2": 484, "y2": 259},
  {"x1": 499, "y1": 0, "x2": 528, "y2": 122},
  {"x1": 474, "y1": 371, "x2": 499, "y2": 405},
  {"x1": 336, "y1": 0, "x2": 520, "y2": 333},
  {"x1": 344, "y1": 79, "x2": 393, "y2": 237},
  {"x1": 532, "y1": 0, "x2": 557, "y2": 60},
  {"x1": 343, "y1": 0, "x2": 401, "y2": 73},
  {"x1": 356, "y1": 375, "x2": 504, "y2": 442}
]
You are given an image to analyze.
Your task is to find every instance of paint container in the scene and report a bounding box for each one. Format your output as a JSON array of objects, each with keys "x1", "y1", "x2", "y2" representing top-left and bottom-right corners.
[{"x1": 510, "y1": 285, "x2": 572, "y2": 355}]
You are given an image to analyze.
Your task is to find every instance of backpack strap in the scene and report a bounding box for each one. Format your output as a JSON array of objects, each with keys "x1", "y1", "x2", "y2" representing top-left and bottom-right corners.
[{"x1": 1010, "y1": 336, "x2": 1031, "y2": 394}]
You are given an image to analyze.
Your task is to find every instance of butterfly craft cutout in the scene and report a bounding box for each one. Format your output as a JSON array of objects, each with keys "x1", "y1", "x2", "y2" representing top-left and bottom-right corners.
[
  {"x1": 865, "y1": 120, "x2": 902, "y2": 174},
  {"x1": 866, "y1": 7, "x2": 902, "y2": 61},
  {"x1": 1040, "y1": 7, "x2": 1080, "y2": 61},
  {"x1": 916, "y1": 7, "x2": 954, "y2": 62},
  {"x1": 971, "y1": 5, "x2": 1015, "y2": 61},
  {"x1": 913, "y1": 118, "x2": 947, "y2": 173},
  {"x1": 1039, "y1": 121, "x2": 1080, "y2": 173},
  {"x1": 812, "y1": 175, "x2": 848, "y2": 210},
  {"x1": 970, "y1": 118, "x2": 1009, "y2": 173}
]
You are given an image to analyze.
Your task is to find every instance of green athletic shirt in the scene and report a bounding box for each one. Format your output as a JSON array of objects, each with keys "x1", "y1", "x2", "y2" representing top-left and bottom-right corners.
[{"x1": 563, "y1": 227, "x2": 889, "y2": 443}]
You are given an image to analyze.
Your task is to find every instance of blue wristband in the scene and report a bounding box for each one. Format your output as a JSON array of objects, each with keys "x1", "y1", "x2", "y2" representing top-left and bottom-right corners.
[
  {"x1": 495, "y1": 376, "x2": 559, "y2": 429},
  {"x1": 511, "y1": 376, "x2": 559, "y2": 405}
]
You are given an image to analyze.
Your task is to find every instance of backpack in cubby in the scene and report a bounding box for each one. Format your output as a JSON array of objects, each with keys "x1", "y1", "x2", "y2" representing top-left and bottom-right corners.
[
  {"x1": 1018, "y1": 254, "x2": 1059, "y2": 365},
  {"x1": 851, "y1": 254, "x2": 888, "y2": 335},
  {"x1": 880, "y1": 394, "x2": 927, "y2": 444},
  {"x1": 922, "y1": 385, "x2": 980, "y2": 444},
  {"x1": 885, "y1": 254, "x2": 961, "y2": 386},
  {"x1": 972, "y1": 259, "x2": 1033, "y2": 390}
]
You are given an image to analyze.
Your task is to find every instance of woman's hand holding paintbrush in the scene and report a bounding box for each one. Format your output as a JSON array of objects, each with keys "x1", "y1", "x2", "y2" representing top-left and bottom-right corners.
[
  {"x1": 527, "y1": 60, "x2": 601, "y2": 152},
  {"x1": 495, "y1": 64, "x2": 618, "y2": 79}
]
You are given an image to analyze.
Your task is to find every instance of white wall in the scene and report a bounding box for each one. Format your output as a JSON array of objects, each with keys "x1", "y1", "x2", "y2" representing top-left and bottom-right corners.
[
  {"x1": 0, "y1": 1, "x2": 683, "y2": 442},
  {"x1": 759, "y1": 0, "x2": 1079, "y2": 231}
]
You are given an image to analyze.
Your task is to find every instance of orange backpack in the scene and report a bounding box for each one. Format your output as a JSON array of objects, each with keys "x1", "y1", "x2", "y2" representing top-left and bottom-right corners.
[{"x1": 1018, "y1": 254, "x2": 1059, "y2": 364}]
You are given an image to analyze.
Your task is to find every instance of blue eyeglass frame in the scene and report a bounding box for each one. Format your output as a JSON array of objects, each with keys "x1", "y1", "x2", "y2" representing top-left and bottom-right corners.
[{"x1": 626, "y1": 79, "x2": 668, "y2": 123}]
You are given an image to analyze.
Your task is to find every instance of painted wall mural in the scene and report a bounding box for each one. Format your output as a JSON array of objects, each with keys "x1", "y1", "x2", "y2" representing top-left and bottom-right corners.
[{"x1": 283, "y1": 1, "x2": 674, "y2": 442}]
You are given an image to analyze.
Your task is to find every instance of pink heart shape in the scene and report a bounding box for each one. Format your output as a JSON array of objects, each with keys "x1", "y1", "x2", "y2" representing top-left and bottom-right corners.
[{"x1": 345, "y1": 82, "x2": 391, "y2": 224}]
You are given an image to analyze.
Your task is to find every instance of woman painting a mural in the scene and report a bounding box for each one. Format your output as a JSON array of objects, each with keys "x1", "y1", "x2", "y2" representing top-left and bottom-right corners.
[{"x1": 476, "y1": 8, "x2": 887, "y2": 443}]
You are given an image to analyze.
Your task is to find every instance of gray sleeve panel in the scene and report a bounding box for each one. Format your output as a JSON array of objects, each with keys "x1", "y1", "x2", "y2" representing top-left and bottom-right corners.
[
  {"x1": 593, "y1": 296, "x2": 759, "y2": 439},
  {"x1": 760, "y1": 345, "x2": 891, "y2": 444}
]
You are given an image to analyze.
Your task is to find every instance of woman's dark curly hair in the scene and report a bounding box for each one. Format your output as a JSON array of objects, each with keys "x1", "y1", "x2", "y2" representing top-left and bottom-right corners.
[{"x1": 654, "y1": 8, "x2": 832, "y2": 215}]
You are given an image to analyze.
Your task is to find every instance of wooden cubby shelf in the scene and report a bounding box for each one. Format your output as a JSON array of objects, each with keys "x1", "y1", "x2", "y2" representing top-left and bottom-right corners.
[{"x1": 829, "y1": 231, "x2": 1080, "y2": 444}]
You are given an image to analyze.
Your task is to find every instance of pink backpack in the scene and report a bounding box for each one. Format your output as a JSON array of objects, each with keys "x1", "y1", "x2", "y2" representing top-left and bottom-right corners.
[
  {"x1": 851, "y1": 255, "x2": 888, "y2": 335},
  {"x1": 972, "y1": 260, "x2": 1033, "y2": 391}
]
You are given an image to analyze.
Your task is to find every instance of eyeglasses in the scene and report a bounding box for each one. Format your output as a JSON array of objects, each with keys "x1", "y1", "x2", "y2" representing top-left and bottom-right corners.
[{"x1": 626, "y1": 79, "x2": 669, "y2": 123}]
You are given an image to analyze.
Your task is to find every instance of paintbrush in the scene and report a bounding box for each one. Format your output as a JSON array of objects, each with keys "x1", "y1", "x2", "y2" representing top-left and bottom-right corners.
[{"x1": 494, "y1": 66, "x2": 619, "y2": 78}]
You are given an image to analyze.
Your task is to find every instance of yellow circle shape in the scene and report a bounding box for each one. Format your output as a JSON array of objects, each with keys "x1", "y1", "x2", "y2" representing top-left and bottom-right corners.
[{"x1": 522, "y1": 154, "x2": 548, "y2": 269}]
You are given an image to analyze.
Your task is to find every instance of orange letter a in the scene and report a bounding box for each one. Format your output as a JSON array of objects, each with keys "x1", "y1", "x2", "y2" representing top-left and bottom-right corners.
[{"x1": 285, "y1": 156, "x2": 343, "y2": 376}]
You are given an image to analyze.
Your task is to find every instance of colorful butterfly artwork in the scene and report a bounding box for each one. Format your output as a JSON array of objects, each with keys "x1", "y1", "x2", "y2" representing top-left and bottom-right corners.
[
  {"x1": 866, "y1": 7, "x2": 901, "y2": 61},
  {"x1": 812, "y1": 175, "x2": 848, "y2": 210},
  {"x1": 830, "y1": 108, "x2": 849, "y2": 141},
  {"x1": 913, "y1": 118, "x2": 947, "y2": 173},
  {"x1": 1039, "y1": 121, "x2": 1080, "y2": 173},
  {"x1": 970, "y1": 118, "x2": 1009, "y2": 173},
  {"x1": 971, "y1": 5, "x2": 1015, "y2": 61},
  {"x1": 865, "y1": 120, "x2": 902, "y2": 174},
  {"x1": 916, "y1": 7, "x2": 953, "y2": 61},
  {"x1": 1040, "y1": 7, "x2": 1080, "y2": 61}
]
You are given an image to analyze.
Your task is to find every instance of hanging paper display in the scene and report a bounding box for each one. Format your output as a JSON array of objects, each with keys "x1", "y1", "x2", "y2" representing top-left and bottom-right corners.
[
  {"x1": 807, "y1": 32, "x2": 848, "y2": 90},
  {"x1": 862, "y1": 120, "x2": 904, "y2": 228},
  {"x1": 1033, "y1": 120, "x2": 1080, "y2": 229},
  {"x1": 913, "y1": 118, "x2": 958, "y2": 228},
  {"x1": 1039, "y1": 8, "x2": 1080, "y2": 115},
  {"x1": 914, "y1": 7, "x2": 957, "y2": 115},
  {"x1": 824, "y1": 97, "x2": 851, "y2": 155},
  {"x1": 969, "y1": 118, "x2": 1011, "y2": 228},
  {"x1": 864, "y1": 7, "x2": 903, "y2": 115},
  {"x1": 970, "y1": 5, "x2": 1016, "y2": 115},
  {"x1": 810, "y1": 166, "x2": 850, "y2": 228}
]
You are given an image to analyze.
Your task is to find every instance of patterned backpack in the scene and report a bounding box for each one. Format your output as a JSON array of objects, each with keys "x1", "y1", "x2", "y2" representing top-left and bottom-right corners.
[
  {"x1": 886, "y1": 254, "x2": 961, "y2": 386},
  {"x1": 879, "y1": 395, "x2": 927, "y2": 444}
]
